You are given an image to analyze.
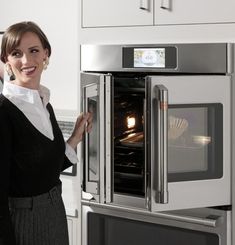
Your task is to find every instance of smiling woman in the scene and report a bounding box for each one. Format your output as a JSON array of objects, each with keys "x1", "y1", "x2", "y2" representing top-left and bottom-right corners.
[
  {"x1": 0, "y1": 21, "x2": 92, "y2": 245},
  {"x1": 1, "y1": 23, "x2": 51, "y2": 90}
]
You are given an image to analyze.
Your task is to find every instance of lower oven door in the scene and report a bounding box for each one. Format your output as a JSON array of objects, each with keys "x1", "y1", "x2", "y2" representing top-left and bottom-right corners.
[
  {"x1": 147, "y1": 75, "x2": 231, "y2": 211},
  {"x1": 81, "y1": 202, "x2": 231, "y2": 245}
]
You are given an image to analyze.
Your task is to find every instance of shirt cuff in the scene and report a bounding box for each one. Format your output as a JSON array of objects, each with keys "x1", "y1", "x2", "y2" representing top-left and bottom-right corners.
[{"x1": 65, "y1": 142, "x2": 78, "y2": 164}]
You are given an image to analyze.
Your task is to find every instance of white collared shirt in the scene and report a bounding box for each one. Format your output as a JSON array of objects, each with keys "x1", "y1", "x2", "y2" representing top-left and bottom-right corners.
[{"x1": 2, "y1": 81, "x2": 78, "y2": 164}]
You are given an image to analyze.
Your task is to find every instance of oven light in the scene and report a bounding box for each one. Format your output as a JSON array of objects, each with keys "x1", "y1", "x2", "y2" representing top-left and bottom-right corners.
[
  {"x1": 193, "y1": 136, "x2": 211, "y2": 145},
  {"x1": 127, "y1": 116, "x2": 136, "y2": 129}
]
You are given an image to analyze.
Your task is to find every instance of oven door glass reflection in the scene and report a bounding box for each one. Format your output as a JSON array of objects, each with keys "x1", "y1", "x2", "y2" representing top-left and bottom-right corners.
[
  {"x1": 168, "y1": 103, "x2": 223, "y2": 182},
  {"x1": 88, "y1": 96, "x2": 99, "y2": 182}
]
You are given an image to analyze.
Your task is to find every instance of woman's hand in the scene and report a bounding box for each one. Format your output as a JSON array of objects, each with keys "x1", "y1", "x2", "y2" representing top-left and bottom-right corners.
[{"x1": 67, "y1": 112, "x2": 92, "y2": 149}]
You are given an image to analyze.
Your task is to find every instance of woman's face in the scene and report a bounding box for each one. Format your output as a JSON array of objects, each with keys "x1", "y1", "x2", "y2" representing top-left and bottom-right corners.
[{"x1": 6, "y1": 31, "x2": 48, "y2": 89}]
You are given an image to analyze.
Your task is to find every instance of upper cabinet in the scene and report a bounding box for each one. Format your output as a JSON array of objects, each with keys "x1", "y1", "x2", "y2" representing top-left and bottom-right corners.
[
  {"x1": 155, "y1": 0, "x2": 235, "y2": 25},
  {"x1": 82, "y1": 0, "x2": 235, "y2": 28},
  {"x1": 82, "y1": 0, "x2": 154, "y2": 27}
]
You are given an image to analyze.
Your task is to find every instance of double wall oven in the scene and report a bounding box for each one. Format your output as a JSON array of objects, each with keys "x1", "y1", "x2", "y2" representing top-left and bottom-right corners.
[{"x1": 80, "y1": 43, "x2": 233, "y2": 245}]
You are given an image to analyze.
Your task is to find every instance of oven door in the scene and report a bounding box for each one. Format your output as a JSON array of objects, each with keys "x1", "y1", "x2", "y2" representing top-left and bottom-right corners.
[
  {"x1": 147, "y1": 75, "x2": 231, "y2": 211},
  {"x1": 81, "y1": 202, "x2": 231, "y2": 245},
  {"x1": 81, "y1": 73, "x2": 112, "y2": 203}
]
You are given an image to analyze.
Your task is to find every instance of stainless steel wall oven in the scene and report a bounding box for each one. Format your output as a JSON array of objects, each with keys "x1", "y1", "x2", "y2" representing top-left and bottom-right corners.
[
  {"x1": 81, "y1": 43, "x2": 232, "y2": 212},
  {"x1": 81, "y1": 203, "x2": 231, "y2": 245}
]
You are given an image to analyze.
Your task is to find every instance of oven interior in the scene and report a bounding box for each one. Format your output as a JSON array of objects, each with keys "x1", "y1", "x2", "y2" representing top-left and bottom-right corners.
[{"x1": 113, "y1": 77, "x2": 145, "y2": 196}]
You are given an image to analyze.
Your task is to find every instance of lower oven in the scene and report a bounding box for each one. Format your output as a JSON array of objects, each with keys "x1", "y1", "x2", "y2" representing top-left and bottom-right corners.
[
  {"x1": 81, "y1": 201, "x2": 231, "y2": 245},
  {"x1": 80, "y1": 43, "x2": 233, "y2": 212}
]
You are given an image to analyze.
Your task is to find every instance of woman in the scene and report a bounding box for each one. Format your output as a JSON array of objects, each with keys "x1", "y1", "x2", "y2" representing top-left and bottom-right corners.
[{"x1": 0, "y1": 21, "x2": 92, "y2": 245}]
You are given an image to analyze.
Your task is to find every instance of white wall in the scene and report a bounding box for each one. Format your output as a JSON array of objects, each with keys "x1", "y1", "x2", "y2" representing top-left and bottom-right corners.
[{"x1": 0, "y1": 0, "x2": 80, "y2": 112}]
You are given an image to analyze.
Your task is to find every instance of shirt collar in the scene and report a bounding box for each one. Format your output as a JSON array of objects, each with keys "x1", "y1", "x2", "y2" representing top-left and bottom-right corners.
[{"x1": 2, "y1": 81, "x2": 50, "y2": 106}]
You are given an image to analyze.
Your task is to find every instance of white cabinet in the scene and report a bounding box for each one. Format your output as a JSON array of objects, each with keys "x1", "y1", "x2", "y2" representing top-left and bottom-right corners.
[
  {"x1": 155, "y1": 0, "x2": 235, "y2": 25},
  {"x1": 0, "y1": 0, "x2": 79, "y2": 111},
  {"x1": 82, "y1": 0, "x2": 235, "y2": 28},
  {"x1": 67, "y1": 217, "x2": 77, "y2": 245},
  {"x1": 82, "y1": 0, "x2": 154, "y2": 27}
]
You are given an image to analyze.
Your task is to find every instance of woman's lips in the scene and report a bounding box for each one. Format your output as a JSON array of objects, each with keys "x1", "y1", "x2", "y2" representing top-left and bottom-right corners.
[{"x1": 21, "y1": 66, "x2": 36, "y2": 75}]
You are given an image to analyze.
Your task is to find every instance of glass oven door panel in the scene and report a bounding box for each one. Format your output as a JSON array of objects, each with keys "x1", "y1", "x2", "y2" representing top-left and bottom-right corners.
[
  {"x1": 82, "y1": 204, "x2": 229, "y2": 245},
  {"x1": 87, "y1": 95, "x2": 99, "y2": 182},
  {"x1": 89, "y1": 215, "x2": 218, "y2": 245},
  {"x1": 147, "y1": 75, "x2": 231, "y2": 211},
  {"x1": 81, "y1": 73, "x2": 111, "y2": 203},
  {"x1": 84, "y1": 84, "x2": 100, "y2": 195},
  {"x1": 168, "y1": 103, "x2": 223, "y2": 181}
]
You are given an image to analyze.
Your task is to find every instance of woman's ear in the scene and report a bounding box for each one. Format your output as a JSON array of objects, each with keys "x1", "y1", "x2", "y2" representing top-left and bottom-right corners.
[
  {"x1": 5, "y1": 62, "x2": 15, "y2": 80},
  {"x1": 5, "y1": 62, "x2": 13, "y2": 76},
  {"x1": 43, "y1": 57, "x2": 49, "y2": 70},
  {"x1": 43, "y1": 49, "x2": 49, "y2": 70}
]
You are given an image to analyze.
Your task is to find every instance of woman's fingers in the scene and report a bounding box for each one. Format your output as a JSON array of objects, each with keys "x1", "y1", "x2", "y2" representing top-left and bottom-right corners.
[
  {"x1": 74, "y1": 112, "x2": 92, "y2": 135},
  {"x1": 86, "y1": 112, "x2": 93, "y2": 133}
]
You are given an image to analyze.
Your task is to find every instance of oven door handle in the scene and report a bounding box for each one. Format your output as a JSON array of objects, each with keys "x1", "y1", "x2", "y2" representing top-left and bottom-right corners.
[
  {"x1": 155, "y1": 85, "x2": 169, "y2": 204},
  {"x1": 82, "y1": 200, "x2": 222, "y2": 228}
]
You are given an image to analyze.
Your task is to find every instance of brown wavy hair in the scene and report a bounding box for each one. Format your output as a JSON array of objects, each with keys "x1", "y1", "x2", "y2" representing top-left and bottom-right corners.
[{"x1": 0, "y1": 21, "x2": 51, "y2": 63}]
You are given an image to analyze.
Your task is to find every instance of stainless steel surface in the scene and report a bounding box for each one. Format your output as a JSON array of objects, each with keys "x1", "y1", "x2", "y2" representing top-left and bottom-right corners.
[
  {"x1": 113, "y1": 193, "x2": 146, "y2": 209},
  {"x1": 81, "y1": 43, "x2": 230, "y2": 73},
  {"x1": 155, "y1": 85, "x2": 169, "y2": 204},
  {"x1": 148, "y1": 75, "x2": 231, "y2": 211},
  {"x1": 81, "y1": 44, "x2": 233, "y2": 212},
  {"x1": 81, "y1": 73, "x2": 107, "y2": 203},
  {"x1": 81, "y1": 74, "x2": 232, "y2": 211},
  {"x1": 81, "y1": 202, "x2": 231, "y2": 245},
  {"x1": 99, "y1": 77, "x2": 105, "y2": 203},
  {"x1": 105, "y1": 75, "x2": 112, "y2": 203},
  {"x1": 139, "y1": 0, "x2": 149, "y2": 10},
  {"x1": 144, "y1": 98, "x2": 150, "y2": 209},
  {"x1": 82, "y1": 200, "x2": 220, "y2": 227},
  {"x1": 80, "y1": 44, "x2": 234, "y2": 244}
]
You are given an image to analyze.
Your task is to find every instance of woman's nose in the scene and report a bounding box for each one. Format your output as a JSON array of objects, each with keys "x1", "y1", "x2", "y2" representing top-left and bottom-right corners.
[{"x1": 21, "y1": 54, "x2": 30, "y2": 64}]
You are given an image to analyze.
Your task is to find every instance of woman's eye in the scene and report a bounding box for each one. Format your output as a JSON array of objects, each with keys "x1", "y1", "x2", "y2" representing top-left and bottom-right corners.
[
  {"x1": 31, "y1": 49, "x2": 39, "y2": 53},
  {"x1": 11, "y1": 51, "x2": 21, "y2": 57}
]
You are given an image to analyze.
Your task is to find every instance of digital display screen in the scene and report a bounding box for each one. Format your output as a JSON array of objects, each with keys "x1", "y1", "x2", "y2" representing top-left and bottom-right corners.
[{"x1": 134, "y1": 48, "x2": 165, "y2": 68}]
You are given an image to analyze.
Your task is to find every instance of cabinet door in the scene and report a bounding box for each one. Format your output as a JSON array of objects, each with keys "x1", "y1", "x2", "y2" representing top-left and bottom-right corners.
[
  {"x1": 155, "y1": 0, "x2": 235, "y2": 25},
  {"x1": 82, "y1": 0, "x2": 153, "y2": 27}
]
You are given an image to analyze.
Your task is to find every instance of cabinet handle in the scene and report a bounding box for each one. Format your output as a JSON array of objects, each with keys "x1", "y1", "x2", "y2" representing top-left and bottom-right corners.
[
  {"x1": 140, "y1": 0, "x2": 149, "y2": 11},
  {"x1": 161, "y1": 0, "x2": 170, "y2": 9}
]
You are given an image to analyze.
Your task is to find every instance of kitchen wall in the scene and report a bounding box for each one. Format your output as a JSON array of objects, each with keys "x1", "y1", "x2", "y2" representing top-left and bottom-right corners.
[{"x1": 0, "y1": 0, "x2": 80, "y2": 113}]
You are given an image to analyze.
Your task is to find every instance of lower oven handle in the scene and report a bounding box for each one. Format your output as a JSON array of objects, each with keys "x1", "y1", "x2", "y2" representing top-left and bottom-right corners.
[
  {"x1": 155, "y1": 212, "x2": 220, "y2": 227},
  {"x1": 82, "y1": 200, "x2": 220, "y2": 228},
  {"x1": 155, "y1": 85, "x2": 169, "y2": 204}
]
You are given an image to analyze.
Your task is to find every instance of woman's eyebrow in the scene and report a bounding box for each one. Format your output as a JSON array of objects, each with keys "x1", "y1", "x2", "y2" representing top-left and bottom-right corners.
[{"x1": 29, "y1": 45, "x2": 40, "y2": 49}]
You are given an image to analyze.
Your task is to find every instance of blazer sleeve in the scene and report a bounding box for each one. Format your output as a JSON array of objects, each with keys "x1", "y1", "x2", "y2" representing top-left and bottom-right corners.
[{"x1": 0, "y1": 109, "x2": 16, "y2": 245}]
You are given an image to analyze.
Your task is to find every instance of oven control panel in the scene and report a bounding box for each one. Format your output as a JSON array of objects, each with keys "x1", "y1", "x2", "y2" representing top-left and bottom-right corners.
[{"x1": 123, "y1": 46, "x2": 177, "y2": 69}]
